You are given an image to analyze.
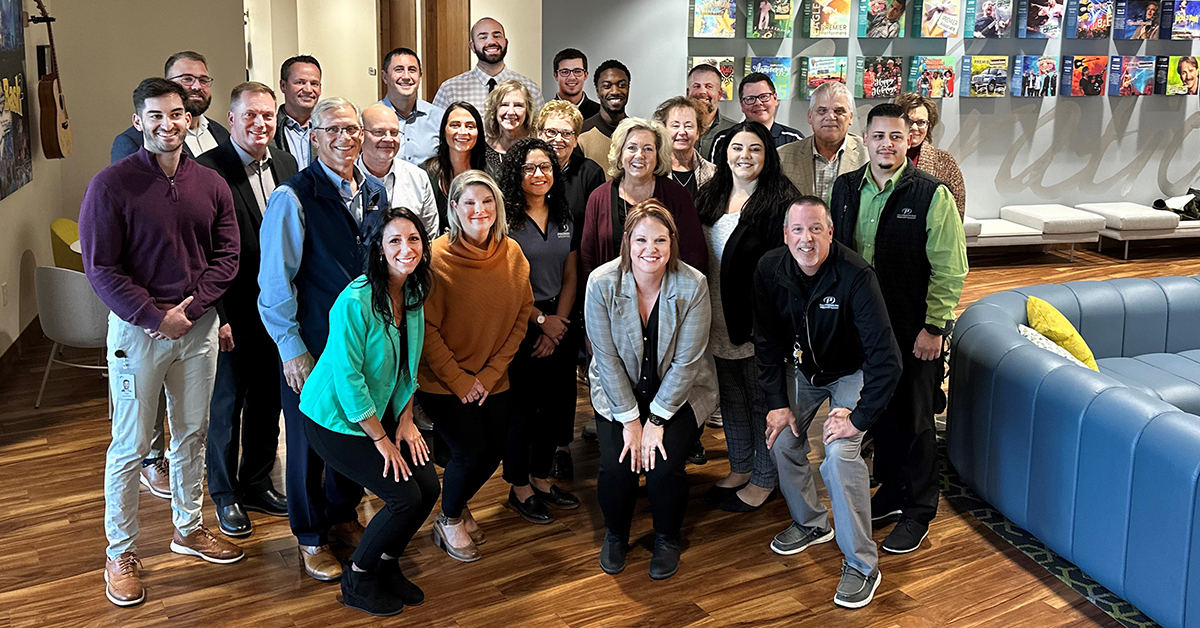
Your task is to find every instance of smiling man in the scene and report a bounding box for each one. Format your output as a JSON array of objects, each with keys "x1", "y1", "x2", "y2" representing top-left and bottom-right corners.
[
  {"x1": 111, "y1": 52, "x2": 231, "y2": 161},
  {"x1": 357, "y1": 103, "x2": 439, "y2": 239},
  {"x1": 378, "y1": 47, "x2": 445, "y2": 166},
  {"x1": 432, "y1": 17, "x2": 544, "y2": 113},
  {"x1": 275, "y1": 55, "x2": 323, "y2": 165},
  {"x1": 577, "y1": 59, "x2": 631, "y2": 176},
  {"x1": 552, "y1": 48, "x2": 600, "y2": 119},
  {"x1": 710, "y1": 73, "x2": 802, "y2": 162},
  {"x1": 779, "y1": 81, "x2": 868, "y2": 201},
  {"x1": 688, "y1": 63, "x2": 735, "y2": 159}
]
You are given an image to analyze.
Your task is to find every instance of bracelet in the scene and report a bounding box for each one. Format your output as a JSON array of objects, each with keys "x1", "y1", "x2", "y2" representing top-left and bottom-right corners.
[{"x1": 372, "y1": 433, "x2": 387, "y2": 442}]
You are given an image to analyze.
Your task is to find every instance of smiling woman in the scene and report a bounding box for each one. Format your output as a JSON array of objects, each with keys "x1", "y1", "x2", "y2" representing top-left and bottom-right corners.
[{"x1": 484, "y1": 80, "x2": 536, "y2": 165}]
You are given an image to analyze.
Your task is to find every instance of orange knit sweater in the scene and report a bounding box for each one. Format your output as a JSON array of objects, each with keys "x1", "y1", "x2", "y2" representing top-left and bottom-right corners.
[{"x1": 418, "y1": 234, "x2": 533, "y2": 398}]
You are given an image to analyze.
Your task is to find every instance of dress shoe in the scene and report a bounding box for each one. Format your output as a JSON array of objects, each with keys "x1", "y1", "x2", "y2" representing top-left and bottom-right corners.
[
  {"x1": 330, "y1": 520, "x2": 366, "y2": 548},
  {"x1": 378, "y1": 559, "x2": 424, "y2": 606},
  {"x1": 139, "y1": 457, "x2": 170, "y2": 499},
  {"x1": 649, "y1": 534, "x2": 682, "y2": 580},
  {"x1": 550, "y1": 449, "x2": 574, "y2": 480},
  {"x1": 582, "y1": 417, "x2": 598, "y2": 441},
  {"x1": 719, "y1": 489, "x2": 777, "y2": 513},
  {"x1": 216, "y1": 503, "x2": 252, "y2": 538},
  {"x1": 341, "y1": 567, "x2": 403, "y2": 617},
  {"x1": 170, "y1": 526, "x2": 245, "y2": 564},
  {"x1": 299, "y1": 544, "x2": 343, "y2": 581},
  {"x1": 242, "y1": 488, "x2": 287, "y2": 517},
  {"x1": 432, "y1": 514, "x2": 481, "y2": 562},
  {"x1": 705, "y1": 481, "x2": 749, "y2": 504},
  {"x1": 413, "y1": 402, "x2": 434, "y2": 431},
  {"x1": 686, "y1": 439, "x2": 707, "y2": 465},
  {"x1": 599, "y1": 533, "x2": 628, "y2": 575},
  {"x1": 104, "y1": 552, "x2": 145, "y2": 607},
  {"x1": 507, "y1": 488, "x2": 554, "y2": 524},
  {"x1": 532, "y1": 484, "x2": 580, "y2": 509},
  {"x1": 870, "y1": 491, "x2": 903, "y2": 522}
]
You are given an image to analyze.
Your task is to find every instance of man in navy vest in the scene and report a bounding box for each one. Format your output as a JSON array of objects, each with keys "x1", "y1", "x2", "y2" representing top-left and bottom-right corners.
[{"x1": 258, "y1": 97, "x2": 388, "y2": 582}]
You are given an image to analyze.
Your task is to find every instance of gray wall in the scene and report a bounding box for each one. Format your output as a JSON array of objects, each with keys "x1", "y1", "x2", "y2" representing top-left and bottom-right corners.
[{"x1": 543, "y1": 0, "x2": 1199, "y2": 218}]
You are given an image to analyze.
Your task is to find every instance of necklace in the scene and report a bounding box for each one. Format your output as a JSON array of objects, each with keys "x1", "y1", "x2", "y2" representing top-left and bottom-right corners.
[{"x1": 672, "y1": 170, "x2": 695, "y2": 188}]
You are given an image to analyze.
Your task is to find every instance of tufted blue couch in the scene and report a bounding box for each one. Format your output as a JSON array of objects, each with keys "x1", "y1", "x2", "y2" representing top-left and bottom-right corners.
[{"x1": 948, "y1": 276, "x2": 1200, "y2": 628}]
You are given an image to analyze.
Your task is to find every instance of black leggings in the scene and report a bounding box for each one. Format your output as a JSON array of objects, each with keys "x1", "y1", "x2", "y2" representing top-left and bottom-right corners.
[
  {"x1": 596, "y1": 405, "x2": 699, "y2": 541},
  {"x1": 303, "y1": 419, "x2": 440, "y2": 572},
  {"x1": 505, "y1": 310, "x2": 578, "y2": 485},
  {"x1": 418, "y1": 391, "x2": 510, "y2": 518}
]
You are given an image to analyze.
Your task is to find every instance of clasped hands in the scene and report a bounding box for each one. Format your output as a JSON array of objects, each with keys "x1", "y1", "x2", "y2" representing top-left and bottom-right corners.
[
  {"x1": 143, "y1": 296, "x2": 194, "y2": 341},
  {"x1": 618, "y1": 417, "x2": 668, "y2": 473},
  {"x1": 532, "y1": 313, "x2": 570, "y2": 358}
]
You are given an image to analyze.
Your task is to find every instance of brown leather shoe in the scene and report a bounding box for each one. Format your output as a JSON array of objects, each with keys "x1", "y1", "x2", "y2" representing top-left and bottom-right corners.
[
  {"x1": 432, "y1": 514, "x2": 480, "y2": 562},
  {"x1": 329, "y1": 520, "x2": 366, "y2": 548},
  {"x1": 104, "y1": 552, "x2": 145, "y2": 606},
  {"x1": 170, "y1": 526, "x2": 245, "y2": 564},
  {"x1": 298, "y1": 544, "x2": 343, "y2": 581},
  {"x1": 139, "y1": 458, "x2": 170, "y2": 499}
]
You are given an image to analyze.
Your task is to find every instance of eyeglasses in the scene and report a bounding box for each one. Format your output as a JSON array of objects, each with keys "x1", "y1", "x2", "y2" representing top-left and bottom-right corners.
[
  {"x1": 539, "y1": 128, "x2": 576, "y2": 140},
  {"x1": 317, "y1": 125, "x2": 363, "y2": 137},
  {"x1": 169, "y1": 74, "x2": 214, "y2": 87},
  {"x1": 555, "y1": 68, "x2": 587, "y2": 78},
  {"x1": 522, "y1": 163, "x2": 554, "y2": 175},
  {"x1": 740, "y1": 93, "x2": 776, "y2": 106},
  {"x1": 908, "y1": 119, "x2": 929, "y2": 128},
  {"x1": 814, "y1": 107, "x2": 851, "y2": 118},
  {"x1": 366, "y1": 129, "x2": 402, "y2": 138}
]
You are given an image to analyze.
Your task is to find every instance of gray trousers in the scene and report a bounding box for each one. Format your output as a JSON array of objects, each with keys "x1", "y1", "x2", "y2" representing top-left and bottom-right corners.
[
  {"x1": 715, "y1": 356, "x2": 776, "y2": 488},
  {"x1": 772, "y1": 369, "x2": 877, "y2": 575}
]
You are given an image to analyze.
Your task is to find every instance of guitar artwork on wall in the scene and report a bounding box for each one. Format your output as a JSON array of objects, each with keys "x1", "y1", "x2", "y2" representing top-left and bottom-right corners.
[{"x1": 30, "y1": 0, "x2": 71, "y2": 159}]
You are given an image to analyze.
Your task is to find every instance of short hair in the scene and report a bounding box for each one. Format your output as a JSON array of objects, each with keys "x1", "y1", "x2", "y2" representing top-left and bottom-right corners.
[
  {"x1": 310, "y1": 97, "x2": 359, "y2": 129},
  {"x1": 280, "y1": 55, "x2": 321, "y2": 83},
  {"x1": 553, "y1": 48, "x2": 588, "y2": 73},
  {"x1": 866, "y1": 102, "x2": 908, "y2": 129},
  {"x1": 446, "y1": 170, "x2": 509, "y2": 245},
  {"x1": 688, "y1": 63, "x2": 722, "y2": 82},
  {"x1": 382, "y1": 47, "x2": 421, "y2": 72},
  {"x1": 1180, "y1": 56, "x2": 1198, "y2": 72},
  {"x1": 652, "y1": 96, "x2": 705, "y2": 127},
  {"x1": 164, "y1": 51, "x2": 206, "y2": 76},
  {"x1": 893, "y1": 92, "x2": 939, "y2": 134},
  {"x1": 619, "y1": 199, "x2": 680, "y2": 273},
  {"x1": 810, "y1": 80, "x2": 855, "y2": 111},
  {"x1": 739, "y1": 72, "x2": 776, "y2": 99},
  {"x1": 133, "y1": 77, "x2": 187, "y2": 115},
  {"x1": 787, "y1": 195, "x2": 833, "y2": 228},
  {"x1": 484, "y1": 80, "x2": 536, "y2": 140},
  {"x1": 229, "y1": 81, "x2": 276, "y2": 107},
  {"x1": 607, "y1": 117, "x2": 672, "y2": 179},
  {"x1": 535, "y1": 99, "x2": 584, "y2": 135},
  {"x1": 593, "y1": 59, "x2": 631, "y2": 88}
]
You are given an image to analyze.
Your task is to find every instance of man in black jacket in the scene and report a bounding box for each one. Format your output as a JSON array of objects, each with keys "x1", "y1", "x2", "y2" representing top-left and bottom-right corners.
[
  {"x1": 754, "y1": 196, "x2": 901, "y2": 610},
  {"x1": 197, "y1": 82, "x2": 299, "y2": 538}
]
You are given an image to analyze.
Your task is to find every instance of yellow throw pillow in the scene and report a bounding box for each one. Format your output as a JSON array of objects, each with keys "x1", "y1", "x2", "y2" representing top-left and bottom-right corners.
[{"x1": 1026, "y1": 296, "x2": 1099, "y2": 371}]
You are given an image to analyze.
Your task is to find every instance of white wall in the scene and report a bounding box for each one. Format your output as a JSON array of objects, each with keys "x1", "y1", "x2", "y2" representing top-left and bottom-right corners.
[
  {"x1": 472, "y1": 0, "x2": 544, "y2": 91},
  {"x1": 296, "y1": 0, "x2": 380, "y2": 107},
  {"x1": 544, "y1": 0, "x2": 1200, "y2": 218}
]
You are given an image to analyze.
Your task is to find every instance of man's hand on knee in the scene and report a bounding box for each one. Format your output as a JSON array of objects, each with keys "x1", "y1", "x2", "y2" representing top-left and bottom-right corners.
[
  {"x1": 823, "y1": 407, "x2": 862, "y2": 445},
  {"x1": 765, "y1": 407, "x2": 799, "y2": 449}
]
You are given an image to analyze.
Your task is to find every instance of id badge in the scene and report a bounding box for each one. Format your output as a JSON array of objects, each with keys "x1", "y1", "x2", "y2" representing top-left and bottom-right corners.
[{"x1": 116, "y1": 374, "x2": 136, "y2": 400}]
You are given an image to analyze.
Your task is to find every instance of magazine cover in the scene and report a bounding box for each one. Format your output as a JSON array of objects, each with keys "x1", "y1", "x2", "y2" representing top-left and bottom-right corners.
[
  {"x1": 855, "y1": 56, "x2": 905, "y2": 98},
  {"x1": 745, "y1": 57, "x2": 793, "y2": 98},
  {"x1": 798, "y1": 57, "x2": 849, "y2": 98},
  {"x1": 1114, "y1": 0, "x2": 1172, "y2": 37},
  {"x1": 1060, "y1": 55, "x2": 1108, "y2": 95},
  {"x1": 1155, "y1": 55, "x2": 1199, "y2": 93},
  {"x1": 1012, "y1": 55, "x2": 1059, "y2": 96},
  {"x1": 1172, "y1": 0, "x2": 1200, "y2": 37},
  {"x1": 1107, "y1": 55, "x2": 1156, "y2": 95},
  {"x1": 1019, "y1": 0, "x2": 1065, "y2": 36},
  {"x1": 1064, "y1": 0, "x2": 1113, "y2": 37},
  {"x1": 802, "y1": 0, "x2": 853, "y2": 36},
  {"x1": 858, "y1": 0, "x2": 908, "y2": 36},
  {"x1": 749, "y1": 0, "x2": 795, "y2": 36},
  {"x1": 908, "y1": 56, "x2": 958, "y2": 97},
  {"x1": 690, "y1": 56, "x2": 737, "y2": 100},
  {"x1": 964, "y1": 0, "x2": 1013, "y2": 35},
  {"x1": 693, "y1": 0, "x2": 739, "y2": 37},
  {"x1": 960, "y1": 55, "x2": 1009, "y2": 96},
  {"x1": 913, "y1": 0, "x2": 962, "y2": 35}
]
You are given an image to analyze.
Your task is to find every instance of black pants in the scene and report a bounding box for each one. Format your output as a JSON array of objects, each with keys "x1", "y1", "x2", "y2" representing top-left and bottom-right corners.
[
  {"x1": 596, "y1": 405, "x2": 699, "y2": 541},
  {"x1": 304, "y1": 419, "x2": 439, "y2": 571},
  {"x1": 418, "y1": 391, "x2": 509, "y2": 518},
  {"x1": 206, "y1": 333, "x2": 282, "y2": 507},
  {"x1": 871, "y1": 349, "x2": 943, "y2": 524},
  {"x1": 505, "y1": 307, "x2": 578, "y2": 485}
]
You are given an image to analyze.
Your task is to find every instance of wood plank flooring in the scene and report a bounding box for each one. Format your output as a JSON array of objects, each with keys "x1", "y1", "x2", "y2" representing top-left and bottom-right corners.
[{"x1": 3, "y1": 242, "x2": 1197, "y2": 627}]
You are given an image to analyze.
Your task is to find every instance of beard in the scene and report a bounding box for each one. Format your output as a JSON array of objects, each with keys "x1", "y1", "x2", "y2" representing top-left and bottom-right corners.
[
  {"x1": 473, "y1": 44, "x2": 506, "y2": 65},
  {"x1": 184, "y1": 90, "x2": 212, "y2": 117}
]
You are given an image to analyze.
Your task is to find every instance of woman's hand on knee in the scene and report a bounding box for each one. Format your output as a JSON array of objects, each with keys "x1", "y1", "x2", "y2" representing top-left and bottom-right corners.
[{"x1": 376, "y1": 437, "x2": 412, "y2": 481}]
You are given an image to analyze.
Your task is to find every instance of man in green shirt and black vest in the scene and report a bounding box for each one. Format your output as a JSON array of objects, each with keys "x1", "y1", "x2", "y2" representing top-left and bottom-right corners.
[{"x1": 828, "y1": 103, "x2": 967, "y2": 555}]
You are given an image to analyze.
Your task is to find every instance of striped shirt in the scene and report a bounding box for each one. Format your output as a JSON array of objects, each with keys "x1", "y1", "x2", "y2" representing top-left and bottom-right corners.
[
  {"x1": 812, "y1": 137, "x2": 847, "y2": 203},
  {"x1": 431, "y1": 65, "x2": 544, "y2": 114}
]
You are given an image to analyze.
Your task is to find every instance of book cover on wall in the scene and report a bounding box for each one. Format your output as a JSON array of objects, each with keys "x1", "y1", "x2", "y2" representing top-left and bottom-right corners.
[
  {"x1": 1064, "y1": 0, "x2": 1113, "y2": 37},
  {"x1": 960, "y1": 55, "x2": 1010, "y2": 96},
  {"x1": 693, "y1": 0, "x2": 739, "y2": 37},
  {"x1": 1155, "y1": 55, "x2": 1199, "y2": 93},
  {"x1": 797, "y1": 56, "x2": 849, "y2": 98},
  {"x1": 0, "y1": 0, "x2": 32, "y2": 201},
  {"x1": 1060, "y1": 55, "x2": 1109, "y2": 95},
  {"x1": 745, "y1": 57, "x2": 793, "y2": 98},
  {"x1": 855, "y1": 56, "x2": 905, "y2": 98},
  {"x1": 1172, "y1": 0, "x2": 1200, "y2": 37},
  {"x1": 913, "y1": 0, "x2": 962, "y2": 36},
  {"x1": 802, "y1": 0, "x2": 852, "y2": 36},
  {"x1": 1012, "y1": 55, "x2": 1059, "y2": 96},
  {"x1": 907, "y1": 56, "x2": 958, "y2": 97},
  {"x1": 749, "y1": 0, "x2": 795, "y2": 36},
  {"x1": 858, "y1": 0, "x2": 907, "y2": 37},
  {"x1": 1107, "y1": 55, "x2": 1156, "y2": 94},
  {"x1": 1018, "y1": 0, "x2": 1065, "y2": 37},
  {"x1": 964, "y1": 0, "x2": 1014, "y2": 35},
  {"x1": 1114, "y1": 0, "x2": 1172, "y2": 38},
  {"x1": 690, "y1": 56, "x2": 737, "y2": 100}
]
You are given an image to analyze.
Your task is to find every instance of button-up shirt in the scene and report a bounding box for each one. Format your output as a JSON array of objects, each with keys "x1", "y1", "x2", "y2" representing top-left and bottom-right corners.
[
  {"x1": 378, "y1": 97, "x2": 445, "y2": 167},
  {"x1": 812, "y1": 136, "x2": 847, "y2": 203},
  {"x1": 231, "y1": 141, "x2": 277, "y2": 216},
  {"x1": 431, "y1": 64, "x2": 544, "y2": 114},
  {"x1": 280, "y1": 111, "x2": 313, "y2": 166},
  {"x1": 184, "y1": 116, "x2": 220, "y2": 157},
  {"x1": 354, "y1": 154, "x2": 440, "y2": 239},
  {"x1": 321, "y1": 160, "x2": 366, "y2": 224}
]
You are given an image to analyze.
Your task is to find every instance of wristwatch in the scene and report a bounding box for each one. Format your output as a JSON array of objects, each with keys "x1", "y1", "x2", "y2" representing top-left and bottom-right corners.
[
  {"x1": 923, "y1": 320, "x2": 954, "y2": 336},
  {"x1": 648, "y1": 413, "x2": 668, "y2": 427},
  {"x1": 536, "y1": 313, "x2": 547, "y2": 325}
]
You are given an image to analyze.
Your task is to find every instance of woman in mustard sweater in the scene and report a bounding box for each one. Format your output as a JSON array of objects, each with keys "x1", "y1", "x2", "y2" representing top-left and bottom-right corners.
[{"x1": 418, "y1": 170, "x2": 534, "y2": 562}]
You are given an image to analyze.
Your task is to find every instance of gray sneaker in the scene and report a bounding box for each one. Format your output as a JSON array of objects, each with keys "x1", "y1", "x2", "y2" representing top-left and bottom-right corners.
[
  {"x1": 769, "y1": 523, "x2": 835, "y2": 555},
  {"x1": 834, "y1": 561, "x2": 880, "y2": 609}
]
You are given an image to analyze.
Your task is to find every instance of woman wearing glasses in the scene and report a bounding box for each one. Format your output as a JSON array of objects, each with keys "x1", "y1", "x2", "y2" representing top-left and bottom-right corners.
[
  {"x1": 893, "y1": 93, "x2": 966, "y2": 218},
  {"x1": 484, "y1": 81, "x2": 537, "y2": 173},
  {"x1": 423, "y1": 102, "x2": 489, "y2": 233}
]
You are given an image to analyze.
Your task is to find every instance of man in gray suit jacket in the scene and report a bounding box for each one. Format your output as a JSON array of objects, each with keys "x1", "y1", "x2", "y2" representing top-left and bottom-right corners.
[
  {"x1": 111, "y1": 51, "x2": 230, "y2": 162},
  {"x1": 779, "y1": 81, "x2": 867, "y2": 202}
]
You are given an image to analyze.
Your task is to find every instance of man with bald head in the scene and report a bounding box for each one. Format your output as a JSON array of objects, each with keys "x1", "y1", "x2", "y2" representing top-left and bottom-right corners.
[
  {"x1": 432, "y1": 17, "x2": 544, "y2": 113},
  {"x1": 357, "y1": 103, "x2": 439, "y2": 238}
]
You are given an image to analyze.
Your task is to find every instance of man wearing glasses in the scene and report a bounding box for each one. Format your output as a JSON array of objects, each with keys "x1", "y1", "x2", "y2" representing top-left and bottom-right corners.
[
  {"x1": 258, "y1": 98, "x2": 387, "y2": 583},
  {"x1": 111, "y1": 51, "x2": 230, "y2": 162},
  {"x1": 377, "y1": 47, "x2": 444, "y2": 167},
  {"x1": 779, "y1": 81, "x2": 868, "y2": 202},
  {"x1": 709, "y1": 73, "x2": 803, "y2": 162},
  {"x1": 551, "y1": 48, "x2": 600, "y2": 119},
  {"x1": 357, "y1": 103, "x2": 439, "y2": 238}
]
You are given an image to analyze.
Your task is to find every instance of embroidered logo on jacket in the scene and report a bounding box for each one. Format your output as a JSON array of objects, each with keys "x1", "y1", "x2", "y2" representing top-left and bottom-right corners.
[
  {"x1": 896, "y1": 207, "x2": 917, "y2": 220},
  {"x1": 819, "y1": 296, "x2": 839, "y2": 310}
]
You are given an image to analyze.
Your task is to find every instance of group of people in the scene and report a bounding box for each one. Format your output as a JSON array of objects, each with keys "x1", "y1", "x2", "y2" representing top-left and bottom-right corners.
[{"x1": 78, "y1": 15, "x2": 968, "y2": 618}]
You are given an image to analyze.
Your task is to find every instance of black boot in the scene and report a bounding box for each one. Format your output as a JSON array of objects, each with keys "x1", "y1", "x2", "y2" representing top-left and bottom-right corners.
[
  {"x1": 649, "y1": 534, "x2": 682, "y2": 580},
  {"x1": 378, "y1": 559, "x2": 424, "y2": 606},
  {"x1": 341, "y1": 566, "x2": 404, "y2": 616},
  {"x1": 599, "y1": 533, "x2": 629, "y2": 575}
]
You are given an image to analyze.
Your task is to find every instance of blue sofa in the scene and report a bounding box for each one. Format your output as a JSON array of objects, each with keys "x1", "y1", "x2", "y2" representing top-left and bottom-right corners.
[{"x1": 948, "y1": 276, "x2": 1200, "y2": 628}]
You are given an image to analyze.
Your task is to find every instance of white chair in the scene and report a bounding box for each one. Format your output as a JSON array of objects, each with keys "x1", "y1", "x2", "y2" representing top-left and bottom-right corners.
[{"x1": 34, "y1": 266, "x2": 110, "y2": 409}]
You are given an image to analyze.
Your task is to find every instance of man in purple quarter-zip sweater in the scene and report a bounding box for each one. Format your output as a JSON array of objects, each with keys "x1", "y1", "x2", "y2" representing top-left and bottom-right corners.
[{"x1": 80, "y1": 78, "x2": 244, "y2": 608}]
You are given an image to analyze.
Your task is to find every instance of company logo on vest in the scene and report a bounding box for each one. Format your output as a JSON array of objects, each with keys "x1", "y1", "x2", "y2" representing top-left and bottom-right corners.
[{"x1": 896, "y1": 207, "x2": 917, "y2": 220}]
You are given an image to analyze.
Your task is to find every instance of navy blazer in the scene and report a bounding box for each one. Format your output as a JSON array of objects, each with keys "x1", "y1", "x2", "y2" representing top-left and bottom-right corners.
[{"x1": 110, "y1": 116, "x2": 231, "y2": 163}]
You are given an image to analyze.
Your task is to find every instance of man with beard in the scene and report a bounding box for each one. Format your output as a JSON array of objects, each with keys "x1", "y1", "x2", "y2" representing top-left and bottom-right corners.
[
  {"x1": 689, "y1": 63, "x2": 735, "y2": 159},
  {"x1": 275, "y1": 55, "x2": 323, "y2": 166},
  {"x1": 552, "y1": 48, "x2": 600, "y2": 119},
  {"x1": 577, "y1": 59, "x2": 630, "y2": 176},
  {"x1": 432, "y1": 17, "x2": 543, "y2": 113},
  {"x1": 779, "y1": 81, "x2": 867, "y2": 202},
  {"x1": 378, "y1": 47, "x2": 444, "y2": 167},
  {"x1": 710, "y1": 73, "x2": 803, "y2": 161},
  {"x1": 111, "y1": 51, "x2": 230, "y2": 161}
]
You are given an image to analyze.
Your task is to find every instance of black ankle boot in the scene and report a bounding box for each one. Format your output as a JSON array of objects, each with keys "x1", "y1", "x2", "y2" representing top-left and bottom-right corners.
[
  {"x1": 599, "y1": 533, "x2": 629, "y2": 575},
  {"x1": 341, "y1": 566, "x2": 404, "y2": 616},
  {"x1": 649, "y1": 534, "x2": 682, "y2": 580},
  {"x1": 378, "y1": 559, "x2": 424, "y2": 606}
]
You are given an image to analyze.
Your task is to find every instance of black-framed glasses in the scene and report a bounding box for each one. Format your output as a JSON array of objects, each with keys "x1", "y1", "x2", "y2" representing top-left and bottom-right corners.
[
  {"x1": 168, "y1": 74, "x2": 214, "y2": 87},
  {"x1": 555, "y1": 68, "x2": 587, "y2": 78},
  {"x1": 521, "y1": 163, "x2": 553, "y2": 175},
  {"x1": 539, "y1": 128, "x2": 576, "y2": 140},
  {"x1": 740, "y1": 93, "x2": 776, "y2": 106},
  {"x1": 317, "y1": 125, "x2": 363, "y2": 137}
]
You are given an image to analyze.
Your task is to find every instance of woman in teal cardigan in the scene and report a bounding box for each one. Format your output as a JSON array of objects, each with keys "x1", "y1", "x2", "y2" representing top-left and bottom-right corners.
[{"x1": 299, "y1": 207, "x2": 439, "y2": 617}]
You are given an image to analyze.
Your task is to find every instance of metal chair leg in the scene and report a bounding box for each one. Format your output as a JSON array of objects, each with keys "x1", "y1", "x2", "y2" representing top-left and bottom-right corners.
[
  {"x1": 1069, "y1": 243, "x2": 1075, "y2": 262},
  {"x1": 35, "y1": 342, "x2": 60, "y2": 409},
  {"x1": 1124, "y1": 241, "x2": 1130, "y2": 260}
]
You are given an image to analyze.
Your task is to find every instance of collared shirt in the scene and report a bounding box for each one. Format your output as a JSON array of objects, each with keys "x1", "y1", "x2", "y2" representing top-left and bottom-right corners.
[
  {"x1": 354, "y1": 154, "x2": 440, "y2": 240},
  {"x1": 431, "y1": 64, "x2": 545, "y2": 113},
  {"x1": 280, "y1": 110, "x2": 313, "y2": 166},
  {"x1": 378, "y1": 97, "x2": 446, "y2": 166},
  {"x1": 854, "y1": 161, "x2": 968, "y2": 327},
  {"x1": 231, "y1": 141, "x2": 277, "y2": 216},
  {"x1": 320, "y1": 160, "x2": 366, "y2": 224},
  {"x1": 812, "y1": 136, "x2": 848, "y2": 203},
  {"x1": 184, "y1": 116, "x2": 220, "y2": 157},
  {"x1": 508, "y1": 213, "x2": 576, "y2": 302}
]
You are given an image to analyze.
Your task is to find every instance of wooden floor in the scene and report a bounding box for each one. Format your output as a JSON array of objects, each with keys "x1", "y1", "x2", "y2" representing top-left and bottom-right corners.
[{"x1": 2, "y1": 241, "x2": 1197, "y2": 628}]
